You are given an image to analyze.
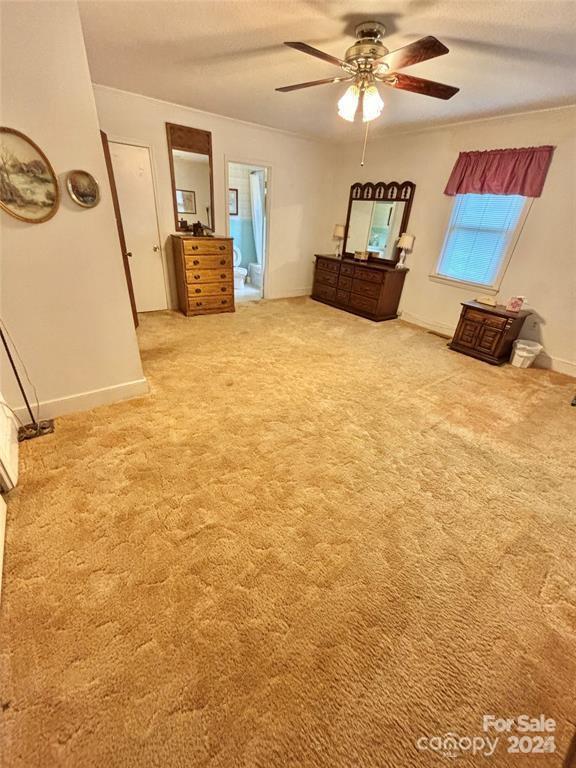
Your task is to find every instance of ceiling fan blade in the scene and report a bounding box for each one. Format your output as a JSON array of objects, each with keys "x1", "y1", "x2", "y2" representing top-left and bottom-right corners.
[
  {"x1": 377, "y1": 36, "x2": 449, "y2": 71},
  {"x1": 380, "y1": 72, "x2": 459, "y2": 99},
  {"x1": 276, "y1": 76, "x2": 353, "y2": 93},
  {"x1": 284, "y1": 41, "x2": 349, "y2": 69}
]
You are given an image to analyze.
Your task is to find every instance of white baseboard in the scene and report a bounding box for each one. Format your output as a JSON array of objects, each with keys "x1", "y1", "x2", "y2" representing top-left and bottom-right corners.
[
  {"x1": 266, "y1": 288, "x2": 311, "y2": 300},
  {"x1": 400, "y1": 311, "x2": 576, "y2": 378},
  {"x1": 12, "y1": 378, "x2": 149, "y2": 421},
  {"x1": 0, "y1": 495, "x2": 6, "y2": 604},
  {"x1": 400, "y1": 311, "x2": 454, "y2": 337}
]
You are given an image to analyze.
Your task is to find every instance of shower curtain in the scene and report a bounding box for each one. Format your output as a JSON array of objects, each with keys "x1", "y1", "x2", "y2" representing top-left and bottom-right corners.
[{"x1": 249, "y1": 170, "x2": 265, "y2": 265}]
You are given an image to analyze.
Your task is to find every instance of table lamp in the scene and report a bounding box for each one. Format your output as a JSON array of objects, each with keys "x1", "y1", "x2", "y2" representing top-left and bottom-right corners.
[
  {"x1": 333, "y1": 224, "x2": 345, "y2": 258},
  {"x1": 396, "y1": 233, "x2": 415, "y2": 268}
]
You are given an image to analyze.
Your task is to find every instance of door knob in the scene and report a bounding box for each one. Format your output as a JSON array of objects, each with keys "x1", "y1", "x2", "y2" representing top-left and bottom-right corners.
[
  {"x1": 153, "y1": 245, "x2": 160, "y2": 252},
  {"x1": 125, "y1": 252, "x2": 132, "y2": 258}
]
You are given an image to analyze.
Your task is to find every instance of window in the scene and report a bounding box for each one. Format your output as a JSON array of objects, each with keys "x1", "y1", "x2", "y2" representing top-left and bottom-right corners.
[{"x1": 434, "y1": 194, "x2": 527, "y2": 288}]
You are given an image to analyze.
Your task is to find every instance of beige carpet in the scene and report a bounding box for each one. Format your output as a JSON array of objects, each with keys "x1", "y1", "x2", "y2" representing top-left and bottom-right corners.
[{"x1": 1, "y1": 298, "x2": 575, "y2": 767}]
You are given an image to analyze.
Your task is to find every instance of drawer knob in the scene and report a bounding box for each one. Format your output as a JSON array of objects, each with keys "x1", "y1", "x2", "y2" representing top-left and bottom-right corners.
[
  {"x1": 196, "y1": 301, "x2": 203, "y2": 306},
  {"x1": 194, "y1": 274, "x2": 200, "y2": 280},
  {"x1": 220, "y1": 286, "x2": 226, "y2": 292},
  {"x1": 193, "y1": 260, "x2": 199, "y2": 265},
  {"x1": 220, "y1": 259, "x2": 225, "y2": 265},
  {"x1": 220, "y1": 274, "x2": 226, "y2": 279},
  {"x1": 221, "y1": 300, "x2": 227, "y2": 305},
  {"x1": 195, "y1": 288, "x2": 201, "y2": 294},
  {"x1": 219, "y1": 246, "x2": 225, "y2": 251},
  {"x1": 192, "y1": 246, "x2": 198, "y2": 251}
]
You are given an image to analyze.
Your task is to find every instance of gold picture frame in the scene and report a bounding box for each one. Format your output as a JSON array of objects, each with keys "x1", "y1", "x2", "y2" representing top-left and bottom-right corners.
[{"x1": 0, "y1": 127, "x2": 60, "y2": 223}]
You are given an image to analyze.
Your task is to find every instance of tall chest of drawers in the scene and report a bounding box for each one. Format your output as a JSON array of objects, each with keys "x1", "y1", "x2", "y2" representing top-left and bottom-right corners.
[
  {"x1": 312, "y1": 255, "x2": 408, "y2": 321},
  {"x1": 172, "y1": 235, "x2": 235, "y2": 317}
]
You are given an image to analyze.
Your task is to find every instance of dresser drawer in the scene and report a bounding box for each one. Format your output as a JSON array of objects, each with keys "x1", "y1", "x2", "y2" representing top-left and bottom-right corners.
[
  {"x1": 313, "y1": 283, "x2": 336, "y2": 302},
  {"x1": 353, "y1": 266, "x2": 384, "y2": 284},
  {"x1": 340, "y1": 262, "x2": 355, "y2": 277},
  {"x1": 183, "y1": 240, "x2": 232, "y2": 256},
  {"x1": 316, "y1": 258, "x2": 340, "y2": 274},
  {"x1": 188, "y1": 295, "x2": 234, "y2": 312},
  {"x1": 349, "y1": 293, "x2": 378, "y2": 314},
  {"x1": 185, "y1": 268, "x2": 231, "y2": 284},
  {"x1": 184, "y1": 252, "x2": 233, "y2": 270},
  {"x1": 484, "y1": 315, "x2": 508, "y2": 330},
  {"x1": 315, "y1": 270, "x2": 338, "y2": 288},
  {"x1": 188, "y1": 282, "x2": 233, "y2": 298},
  {"x1": 351, "y1": 279, "x2": 381, "y2": 299},
  {"x1": 338, "y1": 276, "x2": 352, "y2": 291},
  {"x1": 336, "y1": 289, "x2": 350, "y2": 305}
]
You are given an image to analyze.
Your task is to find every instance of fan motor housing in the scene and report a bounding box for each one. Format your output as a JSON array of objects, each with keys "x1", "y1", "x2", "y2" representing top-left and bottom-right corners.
[{"x1": 345, "y1": 21, "x2": 388, "y2": 70}]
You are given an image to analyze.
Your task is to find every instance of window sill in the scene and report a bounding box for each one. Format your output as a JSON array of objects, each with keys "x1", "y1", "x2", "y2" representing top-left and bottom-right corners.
[{"x1": 428, "y1": 273, "x2": 499, "y2": 295}]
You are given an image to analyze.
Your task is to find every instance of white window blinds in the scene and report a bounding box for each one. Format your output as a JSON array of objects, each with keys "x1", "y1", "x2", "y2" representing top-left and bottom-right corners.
[{"x1": 436, "y1": 194, "x2": 526, "y2": 286}]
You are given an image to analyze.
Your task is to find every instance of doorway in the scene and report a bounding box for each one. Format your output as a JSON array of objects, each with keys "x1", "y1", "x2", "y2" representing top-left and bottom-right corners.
[
  {"x1": 227, "y1": 162, "x2": 269, "y2": 302},
  {"x1": 109, "y1": 142, "x2": 167, "y2": 312}
]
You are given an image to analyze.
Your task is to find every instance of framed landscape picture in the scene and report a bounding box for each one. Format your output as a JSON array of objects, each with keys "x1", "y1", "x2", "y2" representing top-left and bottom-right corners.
[
  {"x1": 0, "y1": 127, "x2": 59, "y2": 223},
  {"x1": 176, "y1": 189, "x2": 196, "y2": 214},
  {"x1": 66, "y1": 170, "x2": 100, "y2": 208},
  {"x1": 229, "y1": 188, "x2": 238, "y2": 216}
]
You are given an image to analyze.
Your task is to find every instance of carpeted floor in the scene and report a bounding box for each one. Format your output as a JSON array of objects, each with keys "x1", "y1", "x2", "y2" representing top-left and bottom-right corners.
[{"x1": 1, "y1": 298, "x2": 575, "y2": 767}]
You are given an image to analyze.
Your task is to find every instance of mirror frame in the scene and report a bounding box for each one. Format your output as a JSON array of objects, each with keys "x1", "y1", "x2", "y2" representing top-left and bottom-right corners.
[
  {"x1": 166, "y1": 122, "x2": 215, "y2": 233},
  {"x1": 342, "y1": 180, "x2": 416, "y2": 263}
]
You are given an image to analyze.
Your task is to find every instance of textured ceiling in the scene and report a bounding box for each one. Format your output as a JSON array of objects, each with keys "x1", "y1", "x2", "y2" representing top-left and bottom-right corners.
[{"x1": 79, "y1": 0, "x2": 576, "y2": 140}]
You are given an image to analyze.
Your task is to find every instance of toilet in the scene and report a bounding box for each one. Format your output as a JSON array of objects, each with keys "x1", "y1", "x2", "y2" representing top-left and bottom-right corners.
[{"x1": 233, "y1": 247, "x2": 247, "y2": 291}]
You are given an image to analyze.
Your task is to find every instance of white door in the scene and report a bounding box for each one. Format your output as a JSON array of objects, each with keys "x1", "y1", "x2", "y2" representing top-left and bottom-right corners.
[{"x1": 109, "y1": 143, "x2": 167, "y2": 312}]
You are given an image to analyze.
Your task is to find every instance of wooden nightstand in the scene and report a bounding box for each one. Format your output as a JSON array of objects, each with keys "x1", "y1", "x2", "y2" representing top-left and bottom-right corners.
[{"x1": 449, "y1": 301, "x2": 531, "y2": 365}]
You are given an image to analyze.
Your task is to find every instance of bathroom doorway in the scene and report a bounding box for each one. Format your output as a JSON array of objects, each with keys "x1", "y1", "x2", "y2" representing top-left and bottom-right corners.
[{"x1": 226, "y1": 161, "x2": 269, "y2": 302}]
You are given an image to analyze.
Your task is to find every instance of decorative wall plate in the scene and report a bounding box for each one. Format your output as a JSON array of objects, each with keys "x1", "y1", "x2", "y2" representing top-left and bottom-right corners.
[
  {"x1": 0, "y1": 127, "x2": 59, "y2": 223},
  {"x1": 66, "y1": 169, "x2": 100, "y2": 208}
]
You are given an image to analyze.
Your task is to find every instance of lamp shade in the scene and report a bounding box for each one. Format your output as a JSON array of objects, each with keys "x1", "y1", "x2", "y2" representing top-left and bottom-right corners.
[
  {"x1": 397, "y1": 233, "x2": 415, "y2": 250},
  {"x1": 333, "y1": 224, "x2": 345, "y2": 239}
]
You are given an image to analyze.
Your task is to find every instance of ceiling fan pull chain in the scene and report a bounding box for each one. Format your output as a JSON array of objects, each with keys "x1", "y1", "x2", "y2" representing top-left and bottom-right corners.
[{"x1": 360, "y1": 120, "x2": 370, "y2": 167}]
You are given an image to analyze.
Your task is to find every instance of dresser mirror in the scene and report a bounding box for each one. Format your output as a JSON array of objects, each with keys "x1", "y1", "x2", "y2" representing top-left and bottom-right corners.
[
  {"x1": 342, "y1": 181, "x2": 416, "y2": 262},
  {"x1": 166, "y1": 122, "x2": 214, "y2": 233}
]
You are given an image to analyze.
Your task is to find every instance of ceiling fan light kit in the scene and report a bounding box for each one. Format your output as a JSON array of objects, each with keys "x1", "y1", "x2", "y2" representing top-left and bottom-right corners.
[{"x1": 277, "y1": 21, "x2": 459, "y2": 126}]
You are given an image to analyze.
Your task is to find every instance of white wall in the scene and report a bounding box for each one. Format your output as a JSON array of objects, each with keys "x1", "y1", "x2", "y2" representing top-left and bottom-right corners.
[
  {"x1": 329, "y1": 107, "x2": 576, "y2": 375},
  {"x1": 0, "y1": 1, "x2": 146, "y2": 419},
  {"x1": 93, "y1": 85, "x2": 335, "y2": 303}
]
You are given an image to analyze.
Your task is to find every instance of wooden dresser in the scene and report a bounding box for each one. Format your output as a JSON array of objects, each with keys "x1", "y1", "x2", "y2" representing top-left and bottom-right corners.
[
  {"x1": 172, "y1": 235, "x2": 234, "y2": 317},
  {"x1": 311, "y1": 255, "x2": 408, "y2": 321},
  {"x1": 449, "y1": 300, "x2": 531, "y2": 365}
]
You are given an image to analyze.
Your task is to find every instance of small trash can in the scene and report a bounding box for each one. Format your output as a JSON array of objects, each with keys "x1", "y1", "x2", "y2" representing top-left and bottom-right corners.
[{"x1": 510, "y1": 339, "x2": 542, "y2": 368}]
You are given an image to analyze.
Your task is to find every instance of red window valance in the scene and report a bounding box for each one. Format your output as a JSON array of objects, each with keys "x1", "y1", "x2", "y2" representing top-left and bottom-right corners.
[{"x1": 444, "y1": 146, "x2": 555, "y2": 197}]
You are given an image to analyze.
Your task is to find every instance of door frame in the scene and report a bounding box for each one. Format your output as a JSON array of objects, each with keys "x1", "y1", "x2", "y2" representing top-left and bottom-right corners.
[
  {"x1": 107, "y1": 136, "x2": 170, "y2": 310},
  {"x1": 100, "y1": 131, "x2": 138, "y2": 327},
  {"x1": 224, "y1": 157, "x2": 272, "y2": 299}
]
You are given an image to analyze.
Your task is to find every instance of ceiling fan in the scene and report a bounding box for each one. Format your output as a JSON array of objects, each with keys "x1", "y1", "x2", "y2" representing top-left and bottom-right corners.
[{"x1": 276, "y1": 21, "x2": 459, "y2": 123}]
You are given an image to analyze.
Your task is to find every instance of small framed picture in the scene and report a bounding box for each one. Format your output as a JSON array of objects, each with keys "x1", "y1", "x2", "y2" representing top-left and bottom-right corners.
[
  {"x1": 176, "y1": 189, "x2": 196, "y2": 214},
  {"x1": 66, "y1": 170, "x2": 100, "y2": 208},
  {"x1": 229, "y1": 188, "x2": 238, "y2": 216}
]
